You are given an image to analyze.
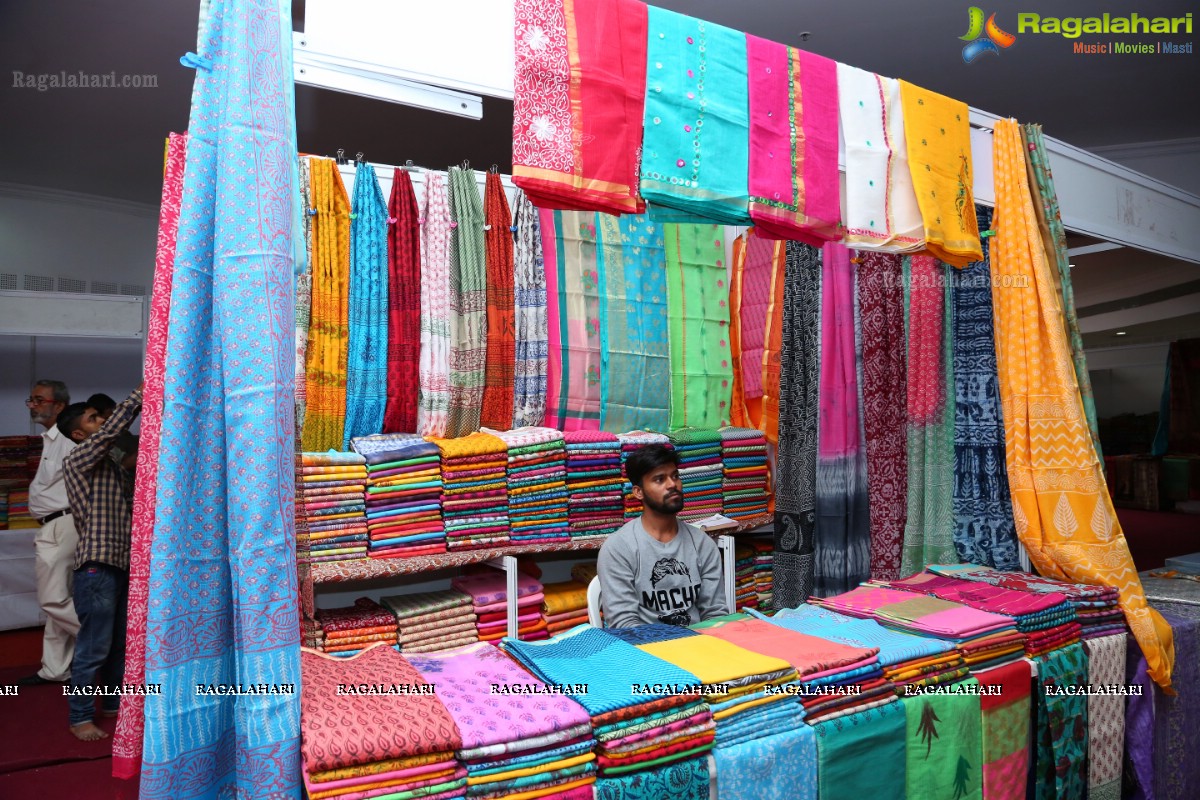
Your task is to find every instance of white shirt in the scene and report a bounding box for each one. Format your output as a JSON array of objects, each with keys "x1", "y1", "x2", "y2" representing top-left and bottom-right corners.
[{"x1": 28, "y1": 423, "x2": 75, "y2": 520}]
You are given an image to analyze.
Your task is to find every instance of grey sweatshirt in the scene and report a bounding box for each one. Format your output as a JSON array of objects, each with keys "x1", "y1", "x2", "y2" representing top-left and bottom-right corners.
[{"x1": 596, "y1": 517, "x2": 727, "y2": 628}]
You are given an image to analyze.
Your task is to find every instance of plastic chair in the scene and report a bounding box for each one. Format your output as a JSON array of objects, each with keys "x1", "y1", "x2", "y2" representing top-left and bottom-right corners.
[{"x1": 587, "y1": 576, "x2": 604, "y2": 628}]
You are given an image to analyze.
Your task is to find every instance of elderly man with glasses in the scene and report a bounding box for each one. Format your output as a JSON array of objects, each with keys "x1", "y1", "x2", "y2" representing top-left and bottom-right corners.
[{"x1": 20, "y1": 379, "x2": 81, "y2": 686}]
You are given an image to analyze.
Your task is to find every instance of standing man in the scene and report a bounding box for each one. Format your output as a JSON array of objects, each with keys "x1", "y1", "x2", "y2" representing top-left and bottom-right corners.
[
  {"x1": 597, "y1": 444, "x2": 727, "y2": 628},
  {"x1": 58, "y1": 386, "x2": 142, "y2": 741},
  {"x1": 22, "y1": 380, "x2": 79, "y2": 686}
]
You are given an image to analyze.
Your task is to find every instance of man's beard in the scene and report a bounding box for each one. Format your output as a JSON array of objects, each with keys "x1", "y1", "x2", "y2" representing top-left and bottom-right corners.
[
  {"x1": 30, "y1": 408, "x2": 54, "y2": 426},
  {"x1": 643, "y1": 491, "x2": 684, "y2": 515}
]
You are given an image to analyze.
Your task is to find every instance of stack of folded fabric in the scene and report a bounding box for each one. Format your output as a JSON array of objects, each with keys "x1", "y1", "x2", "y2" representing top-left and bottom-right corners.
[
  {"x1": 314, "y1": 597, "x2": 398, "y2": 657},
  {"x1": 300, "y1": 644, "x2": 466, "y2": 800},
  {"x1": 349, "y1": 433, "x2": 446, "y2": 559},
  {"x1": 668, "y1": 429, "x2": 725, "y2": 522},
  {"x1": 6, "y1": 489, "x2": 34, "y2": 528},
  {"x1": 301, "y1": 618, "x2": 324, "y2": 652},
  {"x1": 298, "y1": 451, "x2": 368, "y2": 562},
  {"x1": 381, "y1": 589, "x2": 479, "y2": 654},
  {"x1": 719, "y1": 426, "x2": 770, "y2": 520},
  {"x1": 542, "y1": 580, "x2": 591, "y2": 635},
  {"x1": 484, "y1": 426, "x2": 569, "y2": 545},
  {"x1": 408, "y1": 642, "x2": 597, "y2": 800},
  {"x1": 452, "y1": 570, "x2": 548, "y2": 642},
  {"x1": 928, "y1": 563, "x2": 1126, "y2": 640},
  {"x1": 432, "y1": 432, "x2": 510, "y2": 551},
  {"x1": 0, "y1": 489, "x2": 8, "y2": 530},
  {"x1": 616, "y1": 431, "x2": 672, "y2": 519},
  {"x1": 502, "y1": 625, "x2": 715, "y2": 785},
  {"x1": 563, "y1": 430, "x2": 626, "y2": 539},
  {"x1": 733, "y1": 543, "x2": 758, "y2": 611},
  {"x1": 0, "y1": 436, "x2": 29, "y2": 483},
  {"x1": 571, "y1": 561, "x2": 598, "y2": 587},
  {"x1": 752, "y1": 536, "x2": 774, "y2": 609}
]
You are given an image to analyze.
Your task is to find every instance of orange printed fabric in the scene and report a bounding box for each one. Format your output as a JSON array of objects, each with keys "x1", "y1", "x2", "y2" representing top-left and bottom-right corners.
[
  {"x1": 427, "y1": 432, "x2": 509, "y2": 459},
  {"x1": 755, "y1": 234, "x2": 787, "y2": 445},
  {"x1": 991, "y1": 119, "x2": 1173, "y2": 690},
  {"x1": 729, "y1": 229, "x2": 785, "y2": 435}
]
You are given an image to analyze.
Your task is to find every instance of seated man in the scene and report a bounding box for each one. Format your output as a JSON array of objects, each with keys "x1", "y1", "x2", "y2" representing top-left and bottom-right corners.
[{"x1": 597, "y1": 444, "x2": 727, "y2": 628}]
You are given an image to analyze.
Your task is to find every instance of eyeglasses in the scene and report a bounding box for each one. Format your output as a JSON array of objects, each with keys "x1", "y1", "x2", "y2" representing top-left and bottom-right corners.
[{"x1": 25, "y1": 397, "x2": 54, "y2": 406}]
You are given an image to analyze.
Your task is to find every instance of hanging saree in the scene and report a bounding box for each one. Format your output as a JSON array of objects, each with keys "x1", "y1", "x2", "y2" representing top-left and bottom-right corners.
[
  {"x1": 512, "y1": 0, "x2": 647, "y2": 215},
  {"x1": 837, "y1": 65, "x2": 924, "y2": 253},
  {"x1": 544, "y1": 210, "x2": 602, "y2": 430},
  {"x1": 745, "y1": 36, "x2": 840, "y2": 243},
  {"x1": 973, "y1": 660, "x2": 1030, "y2": 800},
  {"x1": 991, "y1": 118, "x2": 1174, "y2": 690},
  {"x1": 759, "y1": 236, "x2": 787, "y2": 446},
  {"x1": 729, "y1": 229, "x2": 782, "y2": 434},
  {"x1": 417, "y1": 171, "x2": 453, "y2": 438},
  {"x1": 714, "y1": 726, "x2": 817, "y2": 800},
  {"x1": 640, "y1": 8, "x2": 751, "y2": 225},
  {"x1": 592, "y1": 757, "x2": 711, "y2": 800},
  {"x1": 295, "y1": 156, "x2": 313, "y2": 438},
  {"x1": 815, "y1": 243, "x2": 870, "y2": 596},
  {"x1": 665, "y1": 223, "x2": 733, "y2": 429},
  {"x1": 772, "y1": 242, "x2": 821, "y2": 609},
  {"x1": 597, "y1": 213, "x2": 671, "y2": 432},
  {"x1": 813, "y1": 700, "x2": 907, "y2": 800},
  {"x1": 902, "y1": 687, "x2": 983, "y2": 800},
  {"x1": 302, "y1": 157, "x2": 351, "y2": 451},
  {"x1": 112, "y1": 132, "x2": 186, "y2": 780},
  {"x1": 901, "y1": 256, "x2": 957, "y2": 575},
  {"x1": 480, "y1": 171, "x2": 516, "y2": 431},
  {"x1": 1083, "y1": 633, "x2": 1126, "y2": 800},
  {"x1": 140, "y1": 1, "x2": 301, "y2": 795},
  {"x1": 1022, "y1": 124, "x2": 1102, "y2": 461},
  {"x1": 446, "y1": 165, "x2": 488, "y2": 437},
  {"x1": 383, "y1": 168, "x2": 421, "y2": 434},
  {"x1": 856, "y1": 251, "x2": 907, "y2": 581},
  {"x1": 343, "y1": 163, "x2": 389, "y2": 447},
  {"x1": 951, "y1": 206, "x2": 1019, "y2": 570},
  {"x1": 897, "y1": 81, "x2": 982, "y2": 267},
  {"x1": 1032, "y1": 644, "x2": 1088, "y2": 800},
  {"x1": 512, "y1": 191, "x2": 548, "y2": 428}
]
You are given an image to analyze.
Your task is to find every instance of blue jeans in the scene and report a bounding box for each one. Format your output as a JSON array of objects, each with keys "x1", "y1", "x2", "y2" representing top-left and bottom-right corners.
[{"x1": 68, "y1": 562, "x2": 128, "y2": 726}]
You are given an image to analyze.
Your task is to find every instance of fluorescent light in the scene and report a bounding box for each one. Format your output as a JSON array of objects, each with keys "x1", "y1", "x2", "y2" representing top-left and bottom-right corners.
[{"x1": 1115, "y1": 331, "x2": 1128, "y2": 336}]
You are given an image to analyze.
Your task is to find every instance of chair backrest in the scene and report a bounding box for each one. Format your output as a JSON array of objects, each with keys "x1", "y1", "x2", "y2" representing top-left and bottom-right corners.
[{"x1": 587, "y1": 575, "x2": 603, "y2": 628}]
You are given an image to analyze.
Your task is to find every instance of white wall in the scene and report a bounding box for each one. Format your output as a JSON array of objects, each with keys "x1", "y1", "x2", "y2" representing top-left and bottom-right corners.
[{"x1": 1092, "y1": 139, "x2": 1200, "y2": 198}]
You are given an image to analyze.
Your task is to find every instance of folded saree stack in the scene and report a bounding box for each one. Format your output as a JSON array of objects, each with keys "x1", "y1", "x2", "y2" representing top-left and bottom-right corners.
[
  {"x1": 300, "y1": 644, "x2": 465, "y2": 800},
  {"x1": 298, "y1": 451, "x2": 369, "y2": 563},
  {"x1": 350, "y1": 433, "x2": 446, "y2": 559},
  {"x1": 732, "y1": 543, "x2": 758, "y2": 611},
  {"x1": 719, "y1": 426, "x2": 770, "y2": 520},
  {"x1": 314, "y1": 597, "x2": 398, "y2": 658},
  {"x1": 617, "y1": 431, "x2": 672, "y2": 518},
  {"x1": 542, "y1": 580, "x2": 591, "y2": 635},
  {"x1": 452, "y1": 571, "x2": 548, "y2": 643},
  {"x1": 563, "y1": 430, "x2": 625, "y2": 538},
  {"x1": 752, "y1": 536, "x2": 774, "y2": 609},
  {"x1": 485, "y1": 426, "x2": 570, "y2": 545},
  {"x1": 381, "y1": 589, "x2": 479, "y2": 655},
  {"x1": 431, "y1": 432, "x2": 510, "y2": 550},
  {"x1": 668, "y1": 428, "x2": 725, "y2": 522},
  {"x1": 408, "y1": 642, "x2": 597, "y2": 800}
]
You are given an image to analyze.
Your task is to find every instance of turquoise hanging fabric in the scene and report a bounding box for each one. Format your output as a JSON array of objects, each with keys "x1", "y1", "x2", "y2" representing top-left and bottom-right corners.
[
  {"x1": 140, "y1": 0, "x2": 301, "y2": 796},
  {"x1": 343, "y1": 163, "x2": 389, "y2": 447}
]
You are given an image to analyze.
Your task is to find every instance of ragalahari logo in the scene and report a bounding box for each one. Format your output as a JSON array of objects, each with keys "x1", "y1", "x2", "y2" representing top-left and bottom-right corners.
[{"x1": 960, "y1": 7, "x2": 1017, "y2": 63}]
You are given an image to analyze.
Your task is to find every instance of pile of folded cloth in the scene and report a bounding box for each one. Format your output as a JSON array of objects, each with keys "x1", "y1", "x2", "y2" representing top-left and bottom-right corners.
[
  {"x1": 543, "y1": 580, "x2": 591, "y2": 635},
  {"x1": 432, "y1": 432, "x2": 510, "y2": 551},
  {"x1": 348, "y1": 433, "x2": 446, "y2": 559},
  {"x1": 314, "y1": 597, "x2": 398, "y2": 657},
  {"x1": 298, "y1": 451, "x2": 368, "y2": 562},
  {"x1": 571, "y1": 561, "x2": 598, "y2": 586},
  {"x1": 719, "y1": 426, "x2": 771, "y2": 521},
  {"x1": 757, "y1": 604, "x2": 967, "y2": 698},
  {"x1": 0, "y1": 435, "x2": 30, "y2": 483},
  {"x1": 668, "y1": 428, "x2": 725, "y2": 523},
  {"x1": 381, "y1": 588, "x2": 479, "y2": 654},
  {"x1": 752, "y1": 537, "x2": 774, "y2": 609},
  {"x1": 485, "y1": 426, "x2": 569, "y2": 544},
  {"x1": 300, "y1": 643, "x2": 466, "y2": 800},
  {"x1": 888, "y1": 570, "x2": 1078, "y2": 661},
  {"x1": 452, "y1": 570, "x2": 548, "y2": 642},
  {"x1": 503, "y1": 625, "x2": 716, "y2": 782},
  {"x1": 733, "y1": 543, "x2": 758, "y2": 611},
  {"x1": 928, "y1": 563, "x2": 1127, "y2": 640},
  {"x1": 616, "y1": 431, "x2": 672, "y2": 519},
  {"x1": 563, "y1": 430, "x2": 626, "y2": 539},
  {"x1": 407, "y1": 641, "x2": 597, "y2": 800},
  {"x1": 6, "y1": 490, "x2": 34, "y2": 528}
]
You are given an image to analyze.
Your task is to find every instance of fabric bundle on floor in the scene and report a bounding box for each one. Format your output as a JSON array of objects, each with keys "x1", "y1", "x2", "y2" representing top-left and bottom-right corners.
[
  {"x1": 381, "y1": 589, "x2": 479, "y2": 655},
  {"x1": 503, "y1": 625, "x2": 715, "y2": 777},
  {"x1": 543, "y1": 580, "x2": 591, "y2": 635},
  {"x1": 314, "y1": 598, "x2": 398, "y2": 657},
  {"x1": 617, "y1": 431, "x2": 673, "y2": 519},
  {"x1": 485, "y1": 426, "x2": 570, "y2": 545},
  {"x1": 350, "y1": 433, "x2": 445, "y2": 559},
  {"x1": 431, "y1": 432, "x2": 511, "y2": 550},
  {"x1": 300, "y1": 644, "x2": 464, "y2": 799},
  {"x1": 408, "y1": 642, "x2": 596, "y2": 799},
  {"x1": 563, "y1": 430, "x2": 626, "y2": 538},
  {"x1": 669, "y1": 428, "x2": 725, "y2": 523},
  {"x1": 453, "y1": 570, "x2": 548, "y2": 643},
  {"x1": 719, "y1": 426, "x2": 769, "y2": 521},
  {"x1": 299, "y1": 451, "x2": 368, "y2": 563},
  {"x1": 752, "y1": 537, "x2": 774, "y2": 609}
]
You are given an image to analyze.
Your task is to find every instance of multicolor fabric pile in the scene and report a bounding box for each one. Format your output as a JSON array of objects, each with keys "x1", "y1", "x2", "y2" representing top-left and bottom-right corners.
[
  {"x1": 350, "y1": 433, "x2": 445, "y2": 559},
  {"x1": 719, "y1": 426, "x2": 770, "y2": 520},
  {"x1": 733, "y1": 544, "x2": 758, "y2": 611},
  {"x1": 381, "y1": 589, "x2": 479, "y2": 655},
  {"x1": 485, "y1": 426, "x2": 569, "y2": 544},
  {"x1": 5, "y1": 489, "x2": 33, "y2": 529},
  {"x1": 563, "y1": 430, "x2": 625, "y2": 538},
  {"x1": 314, "y1": 598, "x2": 398, "y2": 658},
  {"x1": 431, "y1": 432, "x2": 510, "y2": 550},
  {"x1": 298, "y1": 451, "x2": 368, "y2": 563},
  {"x1": 752, "y1": 536, "x2": 774, "y2": 609},
  {"x1": 452, "y1": 570, "x2": 548, "y2": 643},
  {"x1": 668, "y1": 428, "x2": 725, "y2": 522},
  {"x1": 543, "y1": 580, "x2": 591, "y2": 635},
  {"x1": 616, "y1": 431, "x2": 671, "y2": 519}
]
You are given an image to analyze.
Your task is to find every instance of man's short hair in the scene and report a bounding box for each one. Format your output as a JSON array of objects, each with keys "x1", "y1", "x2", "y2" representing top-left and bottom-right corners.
[
  {"x1": 87, "y1": 393, "x2": 117, "y2": 416},
  {"x1": 34, "y1": 380, "x2": 69, "y2": 405},
  {"x1": 57, "y1": 403, "x2": 91, "y2": 439},
  {"x1": 626, "y1": 444, "x2": 680, "y2": 488}
]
